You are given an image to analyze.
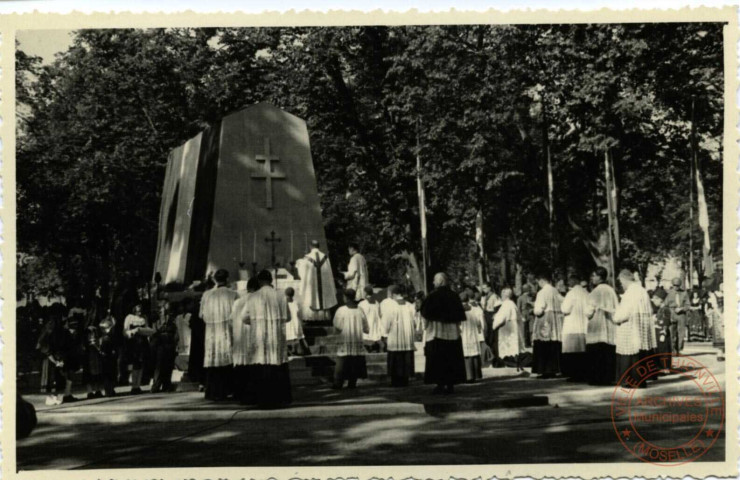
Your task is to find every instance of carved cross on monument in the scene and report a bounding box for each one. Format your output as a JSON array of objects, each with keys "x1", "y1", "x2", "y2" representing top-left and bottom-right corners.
[
  {"x1": 265, "y1": 230, "x2": 282, "y2": 269},
  {"x1": 252, "y1": 138, "x2": 286, "y2": 209}
]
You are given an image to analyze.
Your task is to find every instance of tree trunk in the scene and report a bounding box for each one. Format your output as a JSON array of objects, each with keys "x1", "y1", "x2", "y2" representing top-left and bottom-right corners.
[
  {"x1": 499, "y1": 243, "x2": 507, "y2": 288},
  {"x1": 514, "y1": 263, "x2": 523, "y2": 296}
]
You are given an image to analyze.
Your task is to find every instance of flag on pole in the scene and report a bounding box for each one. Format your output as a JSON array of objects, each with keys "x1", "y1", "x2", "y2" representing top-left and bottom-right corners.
[
  {"x1": 416, "y1": 121, "x2": 430, "y2": 294},
  {"x1": 475, "y1": 209, "x2": 485, "y2": 284},
  {"x1": 567, "y1": 215, "x2": 611, "y2": 269},
  {"x1": 475, "y1": 209, "x2": 484, "y2": 255},
  {"x1": 604, "y1": 149, "x2": 618, "y2": 288},
  {"x1": 417, "y1": 157, "x2": 427, "y2": 247},
  {"x1": 608, "y1": 150, "x2": 620, "y2": 257},
  {"x1": 547, "y1": 146, "x2": 554, "y2": 223},
  {"x1": 695, "y1": 157, "x2": 714, "y2": 276}
]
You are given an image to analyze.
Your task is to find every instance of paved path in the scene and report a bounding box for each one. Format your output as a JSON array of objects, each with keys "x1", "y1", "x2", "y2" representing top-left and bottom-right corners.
[{"x1": 17, "y1": 344, "x2": 726, "y2": 470}]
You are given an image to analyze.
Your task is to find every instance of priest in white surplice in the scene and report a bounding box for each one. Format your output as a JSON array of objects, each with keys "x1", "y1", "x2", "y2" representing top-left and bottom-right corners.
[
  {"x1": 585, "y1": 267, "x2": 619, "y2": 385},
  {"x1": 297, "y1": 240, "x2": 338, "y2": 321},
  {"x1": 560, "y1": 275, "x2": 591, "y2": 381},
  {"x1": 200, "y1": 269, "x2": 239, "y2": 401},
  {"x1": 343, "y1": 243, "x2": 369, "y2": 300},
  {"x1": 532, "y1": 272, "x2": 564, "y2": 378},
  {"x1": 230, "y1": 277, "x2": 259, "y2": 404},
  {"x1": 493, "y1": 288, "x2": 524, "y2": 366},
  {"x1": 613, "y1": 269, "x2": 657, "y2": 388},
  {"x1": 240, "y1": 270, "x2": 292, "y2": 407}
]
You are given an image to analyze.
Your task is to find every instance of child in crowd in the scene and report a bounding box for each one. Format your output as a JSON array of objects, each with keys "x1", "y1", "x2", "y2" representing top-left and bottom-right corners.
[
  {"x1": 383, "y1": 285, "x2": 417, "y2": 387},
  {"x1": 150, "y1": 301, "x2": 179, "y2": 393},
  {"x1": 460, "y1": 291, "x2": 483, "y2": 383},
  {"x1": 174, "y1": 302, "x2": 192, "y2": 358},
  {"x1": 332, "y1": 289, "x2": 369, "y2": 389},
  {"x1": 83, "y1": 319, "x2": 104, "y2": 399},
  {"x1": 285, "y1": 287, "x2": 311, "y2": 356},
  {"x1": 469, "y1": 292, "x2": 487, "y2": 353},
  {"x1": 98, "y1": 312, "x2": 118, "y2": 397},
  {"x1": 650, "y1": 288, "x2": 673, "y2": 357},
  {"x1": 124, "y1": 303, "x2": 151, "y2": 394},
  {"x1": 36, "y1": 303, "x2": 81, "y2": 405}
]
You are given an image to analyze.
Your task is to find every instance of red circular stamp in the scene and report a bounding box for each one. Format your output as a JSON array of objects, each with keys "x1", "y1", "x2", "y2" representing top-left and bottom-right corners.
[{"x1": 610, "y1": 353, "x2": 724, "y2": 466}]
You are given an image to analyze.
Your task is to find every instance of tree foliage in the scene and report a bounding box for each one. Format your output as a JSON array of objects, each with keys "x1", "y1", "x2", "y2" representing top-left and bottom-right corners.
[{"x1": 17, "y1": 23, "x2": 724, "y2": 298}]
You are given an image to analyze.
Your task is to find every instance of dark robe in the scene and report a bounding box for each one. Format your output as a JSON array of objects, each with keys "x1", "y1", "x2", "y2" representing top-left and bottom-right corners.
[
  {"x1": 17, "y1": 394, "x2": 37, "y2": 440},
  {"x1": 151, "y1": 320, "x2": 179, "y2": 393},
  {"x1": 188, "y1": 312, "x2": 206, "y2": 385},
  {"x1": 586, "y1": 343, "x2": 616, "y2": 385},
  {"x1": 387, "y1": 351, "x2": 414, "y2": 387},
  {"x1": 654, "y1": 304, "x2": 673, "y2": 356},
  {"x1": 421, "y1": 285, "x2": 467, "y2": 386},
  {"x1": 205, "y1": 366, "x2": 232, "y2": 401},
  {"x1": 334, "y1": 356, "x2": 368, "y2": 385},
  {"x1": 421, "y1": 286, "x2": 466, "y2": 324},
  {"x1": 246, "y1": 364, "x2": 292, "y2": 406}
]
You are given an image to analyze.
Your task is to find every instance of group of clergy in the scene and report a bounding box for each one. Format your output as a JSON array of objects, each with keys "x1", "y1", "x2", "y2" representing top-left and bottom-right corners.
[
  {"x1": 510, "y1": 266, "x2": 691, "y2": 387},
  {"x1": 198, "y1": 233, "x2": 690, "y2": 407},
  {"x1": 196, "y1": 240, "x2": 372, "y2": 406},
  {"x1": 405, "y1": 265, "x2": 693, "y2": 392}
]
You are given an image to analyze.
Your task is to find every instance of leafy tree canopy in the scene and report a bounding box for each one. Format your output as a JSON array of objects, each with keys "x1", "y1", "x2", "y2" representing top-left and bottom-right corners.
[{"x1": 17, "y1": 23, "x2": 724, "y2": 300}]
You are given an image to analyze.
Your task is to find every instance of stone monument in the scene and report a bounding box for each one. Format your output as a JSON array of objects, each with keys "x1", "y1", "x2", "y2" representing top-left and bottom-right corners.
[{"x1": 153, "y1": 103, "x2": 329, "y2": 287}]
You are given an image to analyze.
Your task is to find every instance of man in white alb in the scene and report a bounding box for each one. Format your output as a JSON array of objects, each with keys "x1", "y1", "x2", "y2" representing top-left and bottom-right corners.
[{"x1": 343, "y1": 243, "x2": 369, "y2": 301}]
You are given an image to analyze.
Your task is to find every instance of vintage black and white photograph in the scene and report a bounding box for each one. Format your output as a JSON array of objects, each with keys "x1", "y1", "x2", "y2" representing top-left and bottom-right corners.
[{"x1": 9, "y1": 11, "x2": 737, "y2": 477}]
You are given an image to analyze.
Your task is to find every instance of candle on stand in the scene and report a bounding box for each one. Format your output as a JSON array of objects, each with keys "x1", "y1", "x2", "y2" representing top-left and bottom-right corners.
[
  {"x1": 240, "y1": 232, "x2": 243, "y2": 262},
  {"x1": 252, "y1": 230, "x2": 257, "y2": 263}
]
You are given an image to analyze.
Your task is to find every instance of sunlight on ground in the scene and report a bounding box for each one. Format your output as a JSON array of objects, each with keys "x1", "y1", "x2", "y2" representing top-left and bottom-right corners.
[{"x1": 189, "y1": 430, "x2": 242, "y2": 442}]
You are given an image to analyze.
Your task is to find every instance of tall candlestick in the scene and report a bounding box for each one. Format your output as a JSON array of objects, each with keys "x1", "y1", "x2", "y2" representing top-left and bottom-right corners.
[
  {"x1": 240, "y1": 232, "x2": 243, "y2": 262},
  {"x1": 253, "y1": 230, "x2": 257, "y2": 263}
]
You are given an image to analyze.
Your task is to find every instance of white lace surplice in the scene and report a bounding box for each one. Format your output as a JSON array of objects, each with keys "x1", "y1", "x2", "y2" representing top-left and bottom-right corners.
[
  {"x1": 493, "y1": 299, "x2": 523, "y2": 358},
  {"x1": 614, "y1": 282, "x2": 657, "y2": 356},
  {"x1": 244, "y1": 286, "x2": 290, "y2": 366},
  {"x1": 359, "y1": 299, "x2": 383, "y2": 342},
  {"x1": 333, "y1": 306, "x2": 368, "y2": 356},
  {"x1": 461, "y1": 308, "x2": 482, "y2": 357},
  {"x1": 470, "y1": 305, "x2": 486, "y2": 342},
  {"x1": 200, "y1": 286, "x2": 239, "y2": 368},
  {"x1": 561, "y1": 285, "x2": 590, "y2": 353},
  {"x1": 585, "y1": 283, "x2": 618, "y2": 345},
  {"x1": 285, "y1": 301, "x2": 305, "y2": 341},
  {"x1": 345, "y1": 253, "x2": 369, "y2": 300},
  {"x1": 532, "y1": 284, "x2": 564, "y2": 342},
  {"x1": 230, "y1": 294, "x2": 252, "y2": 366},
  {"x1": 383, "y1": 301, "x2": 417, "y2": 352}
]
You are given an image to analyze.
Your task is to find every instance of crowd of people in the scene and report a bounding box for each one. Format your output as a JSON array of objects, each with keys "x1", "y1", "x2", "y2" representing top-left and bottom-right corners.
[
  {"x1": 31, "y1": 296, "x2": 187, "y2": 405},
  {"x1": 23, "y1": 249, "x2": 724, "y2": 407}
]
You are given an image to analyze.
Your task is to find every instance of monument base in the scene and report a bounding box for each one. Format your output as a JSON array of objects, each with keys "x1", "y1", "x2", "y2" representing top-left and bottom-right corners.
[{"x1": 301, "y1": 308, "x2": 334, "y2": 322}]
